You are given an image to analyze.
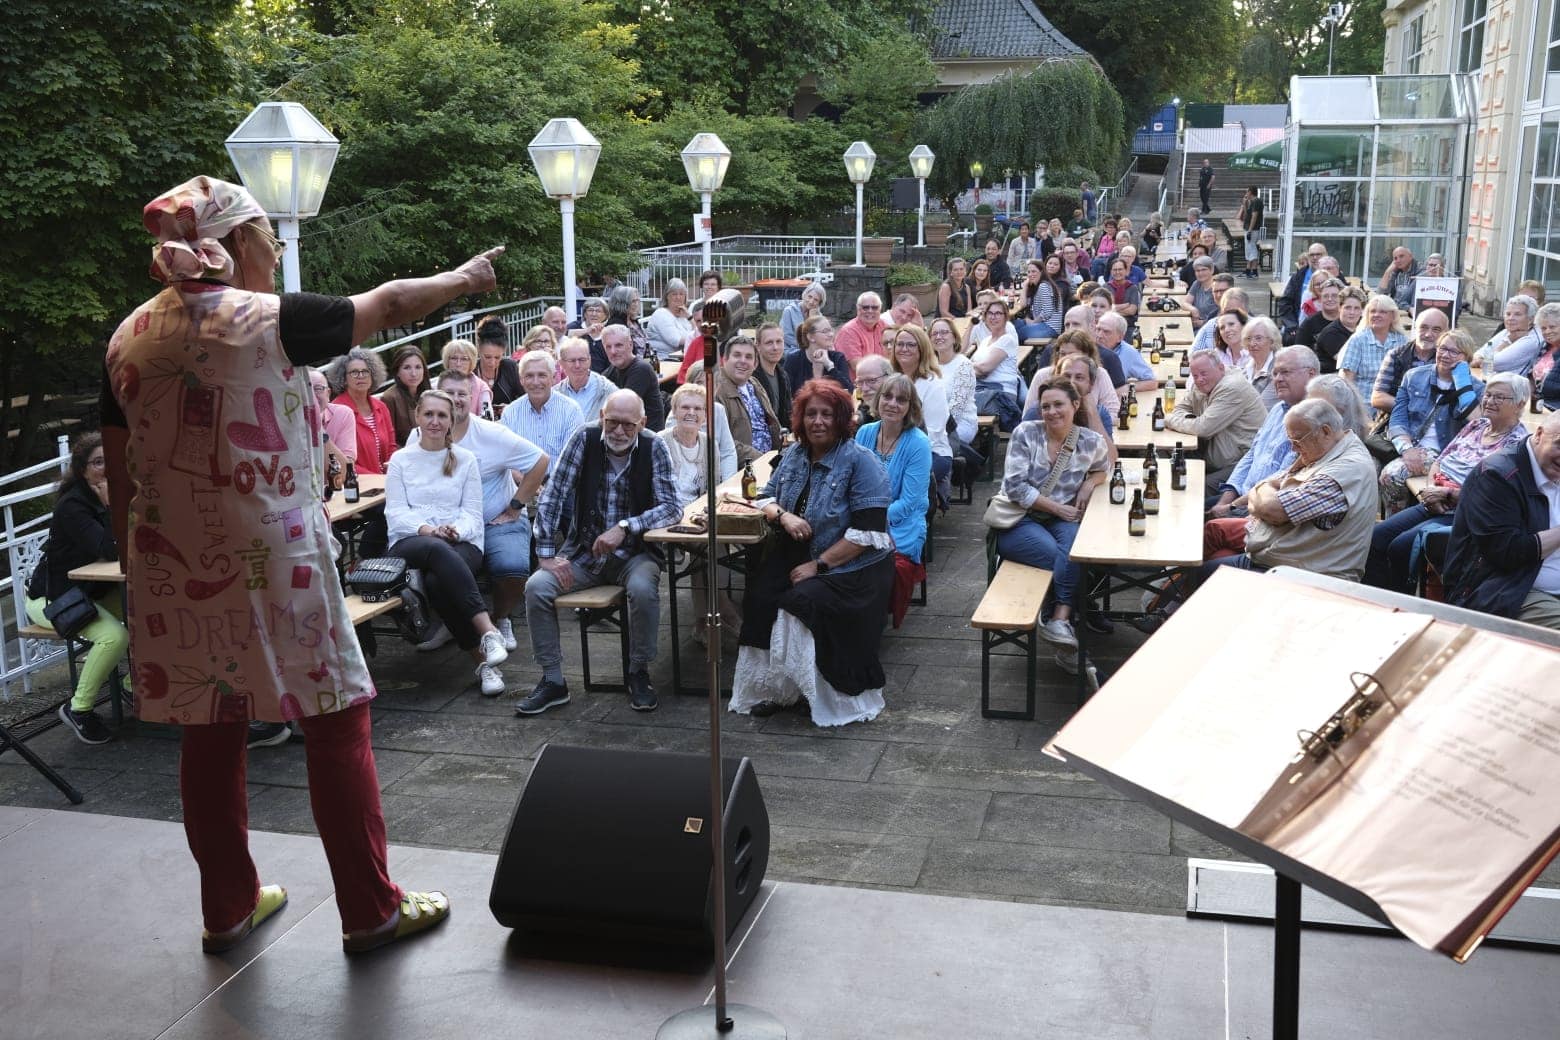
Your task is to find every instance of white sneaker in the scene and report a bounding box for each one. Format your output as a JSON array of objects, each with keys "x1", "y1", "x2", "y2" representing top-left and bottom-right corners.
[
  {"x1": 480, "y1": 629, "x2": 509, "y2": 666},
  {"x1": 496, "y1": 617, "x2": 518, "y2": 652},
  {"x1": 415, "y1": 623, "x2": 453, "y2": 652},
  {"x1": 1038, "y1": 618, "x2": 1078, "y2": 649},
  {"x1": 477, "y1": 663, "x2": 504, "y2": 697}
]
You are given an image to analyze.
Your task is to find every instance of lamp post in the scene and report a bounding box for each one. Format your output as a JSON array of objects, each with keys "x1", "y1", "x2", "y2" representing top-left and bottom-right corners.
[
  {"x1": 681, "y1": 133, "x2": 732, "y2": 277},
  {"x1": 528, "y1": 118, "x2": 602, "y2": 319},
  {"x1": 225, "y1": 102, "x2": 340, "y2": 293},
  {"x1": 1322, "y1": 2, "x2": 1344, "y2": 75},
  {"x1": 970, "y1": 160, "x2": 984, "y2": 208},
  {"x1": 908, "y1": 145, "x2": 935, "y2": 248},
  {"x1": 843, "y1": 141, "x2": 876, "y2": 267}
]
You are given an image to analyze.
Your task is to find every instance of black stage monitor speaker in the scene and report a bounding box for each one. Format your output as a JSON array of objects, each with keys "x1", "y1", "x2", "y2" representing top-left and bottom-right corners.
[{"x1": 489, "y1": 744, "x2": 770, "y2": 948}]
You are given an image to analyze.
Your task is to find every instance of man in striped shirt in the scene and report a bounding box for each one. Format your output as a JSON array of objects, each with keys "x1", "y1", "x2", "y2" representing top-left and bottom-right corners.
[{"x1": 501, "y1": 349, "x2": 584, "y2": 474}]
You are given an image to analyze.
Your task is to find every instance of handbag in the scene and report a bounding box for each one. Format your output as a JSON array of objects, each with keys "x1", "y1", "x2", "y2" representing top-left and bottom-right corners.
[
  {"x1": 346, "y1": 556, "x2": 409, "y2": 602},
  {"x1": 984, "y1": 428, "x2": 1078, "y2": 531},
  {"x1": 44, "y1": 585, "x2": 99, "y2": 640}
]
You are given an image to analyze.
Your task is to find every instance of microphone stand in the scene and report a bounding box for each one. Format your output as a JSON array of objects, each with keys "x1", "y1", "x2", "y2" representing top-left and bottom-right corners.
[{"x1": 659, "y1": 299, "x2": 785, "y2": 1039}]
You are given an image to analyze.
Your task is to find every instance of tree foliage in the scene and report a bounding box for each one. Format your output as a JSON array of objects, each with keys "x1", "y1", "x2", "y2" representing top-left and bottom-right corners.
[
  {"x1": 1235, "y1": 0, "x2": 1386, "y2": 103},
  {"x1": 919, "y1": 61, "x2": 1125, "y2": 210},
  {"x1": 1041, "y1": 0, "x2": 1240, "y2": 123}
]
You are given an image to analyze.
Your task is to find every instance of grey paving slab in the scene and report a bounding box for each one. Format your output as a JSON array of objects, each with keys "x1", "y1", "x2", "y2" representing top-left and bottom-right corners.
[
  {"x1": 381, "y1": 753, "x2": 534, "y2": 804},
  {"x1": 761, "y1": 699, "x2": 1022, "y2": 748},
  {"x1": 917, "y1": 837, "x2": 1187, "y2": 910},
  {"x1": 758, "y1": 775, "x2": 992, "y2": 841},
  {"x1": 718, "y1": 730, "x2": 888, "y2": 782},
  {"x1": 872, "y1": 742, "x2": 1130, "y2": 798},
  {"x1": 0, "y1": 759, "x2": 124, "y2": 807},
  {"x1": 367, "y1": 708, "x2": 563, "y2": 759},
  {"x1": 1170, "y1": 817, "x2": 1242, "y2": 859},
  {"x1": 243, "y1": 744, "x2": 428, "y2": 789},
  {"x1": 0, "y1": 802, "x2": 45, "y2": 840},
  {"x1": 980, "y1": 791, "x2": 1175, "y2": 854},
  {"x1": 765, "y1": 823, "x2": 933, "y2": 887}
]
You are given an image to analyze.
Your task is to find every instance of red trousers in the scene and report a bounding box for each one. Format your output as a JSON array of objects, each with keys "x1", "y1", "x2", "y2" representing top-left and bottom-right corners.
[
  {"x1": 1203, "y1": 517, "x2": 1248, "y2": 560},
  {"x1": 179, "y1": 702, "x2": 401, "y2": 934}
]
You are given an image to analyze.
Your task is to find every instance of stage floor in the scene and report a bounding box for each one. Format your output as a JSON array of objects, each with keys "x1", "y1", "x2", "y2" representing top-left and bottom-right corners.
[{"x1": 3, "y1": 805, "x2": 1555, "y2": 1039}]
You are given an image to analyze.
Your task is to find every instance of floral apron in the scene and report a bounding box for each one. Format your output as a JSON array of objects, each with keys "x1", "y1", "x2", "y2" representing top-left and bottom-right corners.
[{"x1": 105, "y1": 283, "x2": 375, "y2": 724}]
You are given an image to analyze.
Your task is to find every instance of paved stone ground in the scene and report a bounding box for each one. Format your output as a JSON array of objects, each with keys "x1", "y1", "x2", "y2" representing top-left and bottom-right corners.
[{"x1": 0, "y1": 282, "x2": 1520, "y2": 916}]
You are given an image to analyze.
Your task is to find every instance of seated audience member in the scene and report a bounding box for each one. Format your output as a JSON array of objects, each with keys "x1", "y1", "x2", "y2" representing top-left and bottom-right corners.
[
  {"x1": 1208, "y1": 347, "x2": 1322, "y2": 532},
  {"x1": 378, "y1": 344, "x2": 429, "y2": 446},
  {"x1": 501, "y1": 350, "x2": 585, "y2": 469},
  {"x1": 1007, "y1": 221, "x2": 1040, "y2": 268},
  {"x1": 645, "y1": 277, "x2": 697, "y2": 359},
  {"x1": 1184, "y1": 257, "x2": 1219, "y2": 327},
  {"x1": 696, "y1": 270, "x2": 723, "y2": 300},
  {"x1": 1300, "y1": 256, "x2": 1342, "y2": 320},
  {"x1": 542, "y1": 305, "x2": 570, "y2": 341},
  {"x1": 517, "y1": 390, "x2": 683, "y2": 716},
  {"x1": 939, "y1": 257, "x2": 974, "y2": 318},
  {"x1": 1529, "y1": 303, "x2": 1560, "y2": 404},
  {"x1": 1165, "y1": 348, "x2": 1269, "y2": 493},
  {"x1": 1066, "y1": 209, "x2": 1091, "y2": 237},
  {"x1": 601, "y1": 323, "x2": 665, "y2": 430},
  {"x1": 1474, "y1": 294, "x2": 1543, "y2": 374},
  {"x1": 1306, "y1": 373, "x2": 1374, "y2": 442},
  {"x1": 24, "y1": 432, "x2": 128, "y2": 745},
  {"x1": 436, "y1": 338, "x2": 494, "y2": 418},
  {"x1": 1059, "y1": 240, "x2": 1088, "y2": 286},
  {"x1": 1210, "y1": 309, "x2": 1250, "y2": 370},
  {"x1": 1203, "y1": 398, "x2": 1379, "y2": 581},
  {"x1": 1338, "y1": 294, "x2": 1407, "y2": 405},
  {"x1": 659, "y1": 384, "x2": 739, "y2": 646},
  {"x1": 1377, "y1": 246, "x2": 1421, "y2": 311},
  {"x1": 1105, "y1": 256, "x2": 1142, "y2": 325},
  {"x1": 733, "y1": 380, "x2": 895, "y2": 726},
  {"x1": 1117, "y1": 245, "x2": 1147, "y2": 284},
  {"x1": 752, "y1": 322, "x2": 793, "y2": 430},
  {"x1": 1015, "y1": 255, "x2": 1069, "y2": 342},
  {"x1": 714, "y1": 335, "x2": 784, "y2": 465},
  {"x1": 970, "y1": 297, "x2": 1024, "y2": 430},
  {"x1": 781, "y1": 281, "x2": 826, "y2": 353},
  {"x1": 1023, "y1": 329, "x2": 1120, "y2": 430},
  {"x1": 408, "y1": 369, "x2": 548, "y2": 654},
  {"x1": 835, "y1": 292, "x2": 888, "y2": 372},
  {"x1": 329, "y1": 347, "x2": 396, "y2": 474},
  {"x1": 606, "y1": 284, "x2": 653, "y2": 362},
  {"x1": 662, "y1": 364, "x2": 739, "y2": 477},
  {"x1": 852, "y1": 354, "x2": 893, "y2": 426},
  {"x1": 310, "y1": 366, "x2": 357, "y2": 473},
  {"x1": 475, "y1": 317, "x2": 523, "y2": 410},
  {"x1": 1313, "y1": 285, "x2": 1367, "y2": 375},
  {"x1": 1185, "y1": 279, "x2": 1242, "y2": 354},
  {"x1": 983, "y1": 237, "x2": 1013, "y2": 290},
  {"x1": 1364, "y1": 372, "x2": 1530, "y2": 593},
  {"x1": 1241, "y1": 317, "x2": 1282, "y2": 407},
  {"x1": 1379, "y1": 329, "x2": 1482, "y2": 513},
  {"x1": 385, "y1": 390, "x2": 511, "y2": 697},
  {"x1": 1371, "y1": 306, "x2": 1451, "y2": 413},
  {"x1": 1277, "y1": 243, "x2": 1328, "y2": 328},
  {"x1": 1443, "y1": 409, "x2": 1560, "y2": 630},
  {"x1": 570, "y1": 296, "x2": 610, "y2": 371},
  {"x1": 889, "y1": 324, "x2": 953, "y2": 503},
  {"x1": 993, "y1": 378, "x2": 1110, "y2": 650},
  {"x1": 518, "y1": 324, "x2": 559, "y2": 361},
  {"x1": 1095, "y1": 311, "x2": 1157, "y2": 389},
  {"x1": 855, "y1": 374, "x2": 932, "y2": 627},
  {"x1": 786, "y1": 314, "x2": 854, "y2": 396},
  {"x1": 930, "y1": 317, "x2": 979, "y2": 452},
  {"x1": 968, "y1": 258, "x2": 996, "y2": 301},
  {"x1": 1037, "y1": 310, "x2": 1128, "y2": 390},
  {"x1": 556, "y1": 336, "x2": 614, "y2": 420},
  {"x1": 1197, "y1": 227, "x2": 1229, "y2": 273},
  {"x1": 886, "y1": 293, "x2": 925, "y2": 330},
  {"x1": 1290, "y1": 277, "x2": 1342, "y2": 355}
]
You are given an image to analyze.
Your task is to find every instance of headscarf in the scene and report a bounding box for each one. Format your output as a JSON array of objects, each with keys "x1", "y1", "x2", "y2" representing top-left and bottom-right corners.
[{"x1": 143, "y1": 176, "x2": 268, "y2": 284}]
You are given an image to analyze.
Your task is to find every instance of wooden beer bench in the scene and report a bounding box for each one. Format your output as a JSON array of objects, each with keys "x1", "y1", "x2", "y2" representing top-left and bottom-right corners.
[{"x1": 970, "y1": 561, "x2": 1053, "y2": 721}]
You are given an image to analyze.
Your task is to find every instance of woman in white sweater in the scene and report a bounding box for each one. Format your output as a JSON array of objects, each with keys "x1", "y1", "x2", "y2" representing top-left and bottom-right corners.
[
  {"x1": 658, "y1": 383, "x2": 740, "y2": 645},
  {"x1": 385, "y1": 390, "x2": 510, "y2": 695}
]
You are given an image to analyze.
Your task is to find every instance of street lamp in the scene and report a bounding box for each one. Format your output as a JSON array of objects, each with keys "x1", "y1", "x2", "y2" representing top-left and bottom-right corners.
[
  {"x1": 1322, "y1": 2, "x2": 1344, "y2": 75},
  {"x1": 969, "y1": 160, "x2": 984, "y2": 207},
  {"x1": 528, "y1": 117, "x2": 602, "y2": 319},
  {"x1": 843, "y1": 141, "x2": 877, "y2": 267},
  {"x1": 908, "y1": 145, "x2": 935, "y2": 248},
  {"x1": 680, "y1": 132, "x2": 732, "y2": 276},
  {"x1": 225, "y1": 101, "x2": 339, "y2": 293}
]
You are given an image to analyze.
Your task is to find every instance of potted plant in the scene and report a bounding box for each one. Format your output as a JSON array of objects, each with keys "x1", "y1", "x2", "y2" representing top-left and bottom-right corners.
[
  {"x1": 923, "y1": 219, "x2": 951, "y2": 247},
  {"x1": 887, "y1": 262, "x2": 942, "y2": 315},
  {"x1": 974, "y1": 203, "x2": 994, "y2": 235},
  {"x1": 862, "y1": 237, "x2": 897, "y2": 266}
]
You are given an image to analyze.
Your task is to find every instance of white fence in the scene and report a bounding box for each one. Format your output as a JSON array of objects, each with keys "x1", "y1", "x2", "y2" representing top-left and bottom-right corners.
[
  {"x1": 366, "y1": 296, "x2": 563, "y2": 376},
  {"x1": 632, "y1": 236, "x2": 852, "y2": 299},
  {"x1": 2, "y1": 436, "x2": 73, "y2": 699}
]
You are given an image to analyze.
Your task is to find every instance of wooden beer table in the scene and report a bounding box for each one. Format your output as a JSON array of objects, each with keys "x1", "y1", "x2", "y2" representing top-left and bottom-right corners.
[
  {"x1": 326, "y1": 473, "x2": 387, "y2": 524},
  {"x1": 1136, "y1": 314, "x2": 1195, "y2": 346},
  {"x1": 1068, "y1": 458, "x2": 1206, "y2": 701},
  {"x1": 1112, "y1": 393, "x2": 1200, "y2": 455}
]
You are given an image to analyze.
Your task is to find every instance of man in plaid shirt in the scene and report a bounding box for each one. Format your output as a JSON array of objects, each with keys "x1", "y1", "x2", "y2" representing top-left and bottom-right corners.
[{"x1": 518, "y1": 390, "x2": 682, "y2": 716}]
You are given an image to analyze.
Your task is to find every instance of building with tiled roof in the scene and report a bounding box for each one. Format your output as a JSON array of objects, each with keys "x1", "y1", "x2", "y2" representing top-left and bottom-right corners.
[{"x1": 926, "y1": 0, "x2": 1087, "y2": 90}]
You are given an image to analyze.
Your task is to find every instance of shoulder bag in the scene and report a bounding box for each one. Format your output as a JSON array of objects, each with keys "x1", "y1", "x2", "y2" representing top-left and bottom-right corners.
[{"x1": 984, "y1": 427, "x2": 1078, "y2": 530}]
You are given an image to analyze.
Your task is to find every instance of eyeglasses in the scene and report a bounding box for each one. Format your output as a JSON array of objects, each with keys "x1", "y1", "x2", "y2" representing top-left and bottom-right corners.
[
  {"x1": 247, "y1": 224, "x2": 287, "y2": 256},
  {"x1": 1482, "y1": 394, "x2": 1515, "y2": 405},
  {"x1": 601, "y1": 417, "x2": 639, "y2": 431},
  {"x1": 346, "y1": 368, "x2": 372, "y2": 378},
  {"x1": 87, "y1": 456, "x2": 106, "y2": 468},
  {"x1": 1286, "y1": 427, "x2": 1323, "y2": 449}
]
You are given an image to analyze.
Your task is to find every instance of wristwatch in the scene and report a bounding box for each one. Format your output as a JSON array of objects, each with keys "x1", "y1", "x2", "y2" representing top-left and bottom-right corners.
[
  {"x1": 509, "y1": 497, "x2": 524, "y2": 512},
  {"x1": 815, "y1": 560, "x2": 831, "y2": 575},
  {"x1": 618, "y1": 518, "x2": 632, "y2": 532}
]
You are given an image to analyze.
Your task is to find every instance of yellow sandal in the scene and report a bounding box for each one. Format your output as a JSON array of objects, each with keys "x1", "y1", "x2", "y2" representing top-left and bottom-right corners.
[
  {"x1": 342, "y1": 890, "x2": 450, "y2": 954},
  {"x1": 202, "y1": 884, "x2": 288, "y2": 954}
]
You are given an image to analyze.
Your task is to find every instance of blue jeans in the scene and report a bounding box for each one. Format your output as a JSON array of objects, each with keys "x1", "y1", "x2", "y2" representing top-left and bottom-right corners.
[
  {"x1": 995, "y1": 514, "x2": 1081, "y2": 606},
  {"x1": 1362, "y1": 505, "x2": 1450, "y2": 593},
  {"x1": 484, "y1": 516, "x2": 532, "y2": 579},
  {"x1": 1015, "y1": 319, "x2": 1058, "y2": 342},
  {"x1": 525, "y1": 553, "x2": 662, "y2": 681}
]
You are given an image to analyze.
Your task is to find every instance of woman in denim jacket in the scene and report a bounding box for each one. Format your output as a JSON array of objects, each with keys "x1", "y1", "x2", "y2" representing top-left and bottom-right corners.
[
  {"x1": 1381, "y1": 329, "x2": 1482, "y2": 513},
  {"x1": 732, "y1": 380, "x2": 894, "y2": 726}
]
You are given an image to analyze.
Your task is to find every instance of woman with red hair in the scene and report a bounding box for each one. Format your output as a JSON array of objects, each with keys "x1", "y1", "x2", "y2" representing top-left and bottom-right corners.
[{"x1": 733, "y1": 379, "x2": 894, "y2": 726}]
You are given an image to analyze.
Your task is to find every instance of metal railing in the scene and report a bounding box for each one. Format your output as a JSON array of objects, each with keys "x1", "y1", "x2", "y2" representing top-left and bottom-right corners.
[
  {"x1": 1097, "y1": 157, "x2": 1139, "y2": 216},
  {"x1": 2, "y1": 435, "x2": 72, "y2": 698},
  {"x1": 632, "y1": 235, "x2": 852, "y2": 299},
  {"x1": 366, "y1": 296, "x2": 565, "y2": 375}
]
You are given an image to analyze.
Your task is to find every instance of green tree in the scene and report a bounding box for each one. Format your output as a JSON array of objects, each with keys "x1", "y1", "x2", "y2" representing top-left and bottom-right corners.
[
  {"x1": 1041, "y1": 0, "x2": 1241, "y2": 121},
  {"x1": 1235, "y1": 0, "x2": 1386, "y2": 103},
  {"x1": 0, "y1": 0, "x2": 244, "y2": 468}
]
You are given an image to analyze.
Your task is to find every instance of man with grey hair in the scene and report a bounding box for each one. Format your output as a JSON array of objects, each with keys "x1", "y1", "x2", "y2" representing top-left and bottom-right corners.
[
  {"x1": 602, "y1": 323, "x2": 665, "y2": 430},
  {"x1": 834, "y1": 291, "x2": 887, "y2": 372},
  {"x1": 1096, "y1": 311, "x2": 1157, "y2": 387},
  {"x1": 1377, "y1": 246, "x2": 1421, "y2": 310},
  {"x1": 520, "y1": 389, "x2": 684, "y2": 715},
  {"x1": 1305, "y1": 373, "x2": 1373, "y2": 439},
  {"x1": 1184, "y1": 256, "x2": 1219, "y2": 327},
  {"x1": 853, "y1": 353, "x2": 894, "y2": 425},
  {"x1": 1204, "y1": 397, "x2": 1378, "y2": 581},
  {"x1": 1445, "y1": 409, "x2": 1560, "y2": 630},
  {"x1": 501, "y1": 349, "x2": 584, "y2": 470},
  {"x1": 542, "y1": 305, "x2": 570, "y2": 340},
  {"x1": 1166, "y1": 348, "x2": 1268, "y2": 492}
]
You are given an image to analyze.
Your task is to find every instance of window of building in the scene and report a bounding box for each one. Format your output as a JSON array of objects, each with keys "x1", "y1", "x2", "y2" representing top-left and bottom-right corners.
[
  {"x1": 1456, "y1": 0, "x2": 1489, "y2": 73},
  {"x1": 1402, "y1": 15, "x2": 1425, "y2": 75}
]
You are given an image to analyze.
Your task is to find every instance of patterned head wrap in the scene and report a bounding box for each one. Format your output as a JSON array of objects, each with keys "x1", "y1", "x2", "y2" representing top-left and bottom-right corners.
[{"x1": 143, "y1": 176, "x2": 268, "y2": 284}]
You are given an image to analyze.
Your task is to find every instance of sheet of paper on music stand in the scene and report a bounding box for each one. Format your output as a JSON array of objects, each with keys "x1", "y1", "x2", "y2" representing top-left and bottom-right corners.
[{"x1": 1108, "y1": 589, "x2": 1432, "y2": 827}]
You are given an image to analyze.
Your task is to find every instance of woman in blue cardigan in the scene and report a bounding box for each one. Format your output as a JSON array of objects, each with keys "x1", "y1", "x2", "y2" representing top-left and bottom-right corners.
[{"x1": 855, "y1": 373, "x2": 932, "y2": 627}]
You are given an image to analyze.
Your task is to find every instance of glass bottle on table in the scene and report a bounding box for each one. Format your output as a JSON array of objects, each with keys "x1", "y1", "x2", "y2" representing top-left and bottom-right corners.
[
  {"x1": 1118, "y1": 398, "x2": 1131, "y2": 431},
  {"x1": 1128, "y1": 384, "x2": 1140, "y2": 418},
  {"x1": 741, "y1": 462, "x2": 759, "y2": 500},
  {"x1": 1178, "y1": 351, "x2": 1191, "y2": 379},
  {"x1": 1151, "y1": 398, "x2": 1166, "y2": 432},
  {"x1": 1143, "y1": 443, "x2": 1159, "y2": 481},
  {"x1": 1128, "y1": 489, "x2": 1147, "y2": 536},
  {"x1": 343, "y1": 461, "x2": 360, "y2": 504},
  {"x1": 1143, "y1": 467, "x2": 1161, "y2": 515},
  {"x1": 1163, "y1": 380, "x2": 1176, "y2": 409},
  {"x1": 1109, "y1": 462, "x2": 1126, "y2": 505},
  {"x1": 1170, "y1": 442, "x2": 1187, "y2": 492}
]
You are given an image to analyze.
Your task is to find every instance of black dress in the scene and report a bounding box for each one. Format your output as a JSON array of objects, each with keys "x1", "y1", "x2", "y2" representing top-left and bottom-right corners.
[{"x1": 1312, "y1": 320, "x2": 1355, "y2": 375}]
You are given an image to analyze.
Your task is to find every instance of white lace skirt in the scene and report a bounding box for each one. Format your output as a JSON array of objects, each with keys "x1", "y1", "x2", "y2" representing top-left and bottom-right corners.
[{"x1": 729, "y1": 610, "x2": 886, "y2": 727}]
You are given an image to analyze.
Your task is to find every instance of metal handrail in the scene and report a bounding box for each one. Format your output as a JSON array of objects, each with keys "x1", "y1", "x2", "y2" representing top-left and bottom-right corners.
[{"x1": 2, "y1": 435, "x2": 72, "y2": 697}]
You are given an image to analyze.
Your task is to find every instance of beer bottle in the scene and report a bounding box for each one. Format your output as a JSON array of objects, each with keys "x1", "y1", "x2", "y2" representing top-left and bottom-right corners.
[
  {"x1": 1532, "y1": 374, "x2": 1543, "y2": 416},
  {"x1": 1179, "y1": 351, "x2": 1191, "y2": 379},
  {"x1": 1149, "y1": 341, "x2": 1162, "y2": 365},
  {"x1": 1143, "y1": 467, "x2": 1161, "y2": 515},
  {"x1": 1128, "y1": 385, "x2": 1140, "y2": 418},
  {"x1": 1143, "y1": 444, "x2": 1159, "y2": 482},
  {"x1": 343, "y1": 462, "x2": 360, "y2": 504},
  {"x1": 741, "y1": 462, "x2": 759, "y2": 500},
  {"x1": 1118, "y1": 398, "x2": 1131, "y2": 431},
  {"x1": 1171, "y1": 442, "x2": 1187, "y2": 492},
  {"x1": 1151, "y1": 398, "x2": 1166, "y2": 431},
  {"x1": 1109, "y1": 462, "x2": 1126, "y2": 505},
  {"x1": 1128, "y1": 489, "x2": 1147, "y2": 536},
  {"x1": 481, "y1": 398, "x2": 495, "y2": 422}
]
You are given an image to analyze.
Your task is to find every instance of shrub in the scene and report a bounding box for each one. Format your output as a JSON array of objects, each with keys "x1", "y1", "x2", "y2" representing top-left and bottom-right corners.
[{"x1": 1030, "y1": 188, "x2": 1081, "y2": 225}]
